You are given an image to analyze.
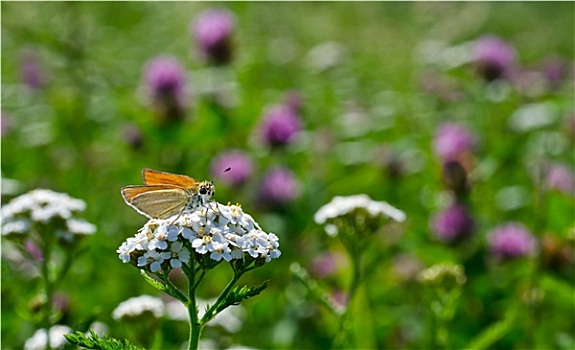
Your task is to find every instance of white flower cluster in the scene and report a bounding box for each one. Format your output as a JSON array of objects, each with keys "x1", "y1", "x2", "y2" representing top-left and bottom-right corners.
[
  {"x1": 1, "y1": 189, "x2": 96, "y2": 237},
  {"x1": 314, "y1": 194, "x2": 406, "y2": 236},
  {"x1": 117, "y1": 203, "x2": 281, "y2": 272},
  {"x1": 112, "y1": 295, "x2": 165, "y2": 320},
  {"x1": 314, "y1": 195, "x2": 406, "y2": 224},
  {"x1": 24, "y1": 324, "x2": 73, "y2": 350}
]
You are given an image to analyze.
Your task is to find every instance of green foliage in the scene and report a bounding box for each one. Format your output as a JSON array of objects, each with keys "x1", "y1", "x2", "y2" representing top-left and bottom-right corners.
[
  {"x1": 139, "y1": 270, "x2": 169, "y2": 294},
  {"x1": 465, "y1": 307, "x2": 518, "y2": 350},
  {"x1": 64, "y1": 330, "x2": 143, "y2": 350},
  {"x1": 221, "y1": 280, "x2": 270, "y2": 310}
]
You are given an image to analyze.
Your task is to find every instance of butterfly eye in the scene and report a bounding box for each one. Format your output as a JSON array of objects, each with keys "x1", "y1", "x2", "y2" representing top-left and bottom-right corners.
[{"x1": 199, "y1": 187, "x2": 207, "y2": 195}]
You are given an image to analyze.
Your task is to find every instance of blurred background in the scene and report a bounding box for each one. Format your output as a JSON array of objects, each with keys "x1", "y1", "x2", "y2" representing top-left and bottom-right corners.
[{"x1": 1, "y1": 2, "x2": 574, "y2": 349}]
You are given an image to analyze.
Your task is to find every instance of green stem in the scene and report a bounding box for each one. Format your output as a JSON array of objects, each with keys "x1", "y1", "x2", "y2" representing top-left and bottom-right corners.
[
  {"x1": 160, "y1": 272, "x2": 188, "y2": 303},
  {"x1": 332, "y1": 243, "x2": 363, "y2": 349},
  {"x1": 39, "y1": 230, "x2": 54, "y2": 349},
  {"x1": 187, "y1": 265, "x2": 201, "y2": 350}
]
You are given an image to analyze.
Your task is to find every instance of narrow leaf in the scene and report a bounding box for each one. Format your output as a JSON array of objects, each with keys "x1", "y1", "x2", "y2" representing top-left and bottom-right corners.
[
  {"x1": 465, "y1": 307, "x2": 517, "y2": 350},
  {"x1": 139, "y1": 269, "x2": 168, "y2": 292}
]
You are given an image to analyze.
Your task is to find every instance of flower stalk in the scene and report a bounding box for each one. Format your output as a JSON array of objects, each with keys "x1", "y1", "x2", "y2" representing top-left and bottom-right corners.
[{"x1": 313, "y1": 194, "x2": 406, "y2": 348}]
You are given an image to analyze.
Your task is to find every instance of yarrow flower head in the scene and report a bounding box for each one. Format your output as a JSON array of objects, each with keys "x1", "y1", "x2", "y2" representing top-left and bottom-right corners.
[
  {"x1": 112, "y1": 295, "x2": 165, "y2": 321},
  {"x1": 117, "y1": 201, "x2": 281, "y2": 272},
  {"x1": 1, "y1": 189, "x2": 96, "y2": 242},
  {"x1": 144, "y1": 56, "x2": 188, "y2": 122},
  {"x1": 430, "y1": 203, "x2": 474, "y2": 243},
  {"x1": 488, "y1": 222, "x2": 538, "y2": 260},
  {"x1": 314, "y1": 194, "x2": 406, "y2": 237},
  {"x1": 211, "y1": 150, "x2": 254, "y2": 186},
  {"x1": 192, "y1": 8, "x2": 235, "y2": 65},
  {"x1": 473, "y1": 35, "x2": 517, "y2": 81}
]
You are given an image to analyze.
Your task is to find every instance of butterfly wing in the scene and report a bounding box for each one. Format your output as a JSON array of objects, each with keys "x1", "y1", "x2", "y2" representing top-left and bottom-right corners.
[
  {"x1": 142, "y1": 168, "x2": 199, "y2": 190},
  {"x1": 121, "y1": 185, "x2": 190, "y2": 219}
]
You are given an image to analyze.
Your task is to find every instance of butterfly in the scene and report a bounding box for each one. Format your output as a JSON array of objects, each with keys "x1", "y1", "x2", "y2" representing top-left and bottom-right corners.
[{"x1": 121, "y1": 168, "x2": 215, "y2": 220}]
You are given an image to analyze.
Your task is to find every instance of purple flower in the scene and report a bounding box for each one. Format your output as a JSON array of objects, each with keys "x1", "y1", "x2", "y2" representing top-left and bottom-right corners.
[
  {"x1": 20, "y1": 49, "x2": 44, "y2": 90},
  {"x1": 311, "y1": 252, "x2": 338, "y2": 278},
  {"x1": 192, "y1": 9, "x2": 235, "y2": 65},
  {"x1": 473, "y1": 36, "x2": 517, "y2": 81},
  {"x1": 433, "y1": 123, "x2": 477, "y2": 162},
  {"x1": 259, "y1": 104, "x2": 302, "y2": 148},
  {"x1": 145, "y1": 56, "x2": 187, "y2": 122},
  {"x1": 488, "y1": 222, "x2": 537, "y2": 260},
  {"x1": 210, "y1": 150, "x2": 254, "y2": 186},
  {"x1": 431, "y1": 204, "x2": 474, "y2": 243},
  {"x1": 258, "y1": 167, "x2": 299, "y2": 207},
  {"x1": 546, "y1": 163, "x2": 574, "y2": 195}
]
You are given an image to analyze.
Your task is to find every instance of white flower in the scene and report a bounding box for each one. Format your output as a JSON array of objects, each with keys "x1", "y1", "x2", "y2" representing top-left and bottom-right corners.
[
  {"x1": 148, "y1": 224, "x2": 169, "y2": 250},
  {"x1": 138, "y1": 250, "x2": 170, "y2": 272},
  {"x1": 191, "y1": 225, "x2": 227, "y2": 255},
  {"x1": 169, "y1": 241, "x2": 191, "y2": 268},
  {"x1": 210, "y1": 240, "x2": 232, "y2": 262},
  {"x1": 117, "y1": 238, "x2": 137, "y2": 263},
  {"x1": 1, "y1": 189, "x2": 95, "y2": 241},
  {"x1": 1, "y1": 219, "x2": 30, "y2": 235},
  {"x1": 112, "y1": 295, "x2": 165, "y2": 320},
  {"x1": 24, "y1": 325, "x2": 73, "y2": 350},
  {"x1": 66, "y1": 218, "x2": 96, "y2": 235},
  {"x1": 314, "y1": 194, "x2": 406, "y2": 224},
  {"x1": 180, "y1": 226, "x2": 194, "y2": 240},
  {"x1": 243, "y1": 230, "x2": 270, "y2": 258},
  {"x1": 265, "y1": 233, "x2": 282, "y2": 262},
  {"x1": 118, "y1": 201, "x2": 281, "y2": 268},
  {"x1": 167, "y1": 225, "x2": 180, "y2": 241}
]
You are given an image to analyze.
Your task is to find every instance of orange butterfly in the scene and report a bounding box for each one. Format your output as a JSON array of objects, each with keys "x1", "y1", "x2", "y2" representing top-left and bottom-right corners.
[{"x1": 121, "y1": 169, "x2": 215, "y2": 219}]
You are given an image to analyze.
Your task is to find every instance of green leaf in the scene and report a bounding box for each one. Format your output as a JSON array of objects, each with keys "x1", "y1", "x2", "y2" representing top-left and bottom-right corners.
[
  {"x1": 65, "y1": 330, "x2": 143, "y2": 350},
  {"x1": 139, "y1": 269, "x2": 168, "y2": 293},
  {"x1": 464, "y1": 307, "x2": 518, "y2": 350},
  {"x1": 540, "y1": 273, "x2": 575, "y2": 308},
  {"x1": 217, "y1": 280, "x2": 270, "y2": 314}
]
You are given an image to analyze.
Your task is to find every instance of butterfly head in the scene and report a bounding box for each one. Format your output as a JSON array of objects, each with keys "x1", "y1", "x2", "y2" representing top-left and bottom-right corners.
[{"x1": 198, "y1": 180, "x2": 215, "y2": 198}]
